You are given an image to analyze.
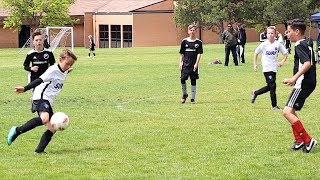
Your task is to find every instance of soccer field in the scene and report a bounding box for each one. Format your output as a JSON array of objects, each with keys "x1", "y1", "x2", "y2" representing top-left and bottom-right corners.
[{"x1": 1, "y1": 43, "x2": 320, "y2": 179}]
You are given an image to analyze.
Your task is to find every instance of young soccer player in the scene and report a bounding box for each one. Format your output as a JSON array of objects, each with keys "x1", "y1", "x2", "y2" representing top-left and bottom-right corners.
[
  {"x1": 88, "y1": 35, "x2": 96, "y2": 58},
  {"x1": 24, "y1": 31, "x2": 55, "y2": 83},
  {"x1": 251, "y1": 26, "x2": 288, "y2": 110},
  {"x1": 7, "y1": 49, "x2": 77, "y2": 154},
  {"x1": 179, "y1": 24, "x2": 203, "y2": 104},
  {"x1": 282, "y1": 19, "x2": 317, "y2": 153}
]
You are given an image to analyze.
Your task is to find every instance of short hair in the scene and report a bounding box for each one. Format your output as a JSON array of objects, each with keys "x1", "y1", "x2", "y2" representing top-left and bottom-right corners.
[
  {"x1": 60, "y1": 49, "x2": 77, "y2": 61},
  {"x1": 188, "y1": 24, "x2": 197, "y2": 30},
  {"x1": 267, "y1": 26, "x2": 276, "y2": 33},
  {"x1": 32, "y1": 31, "x2": 42, "y2": 39},
  {"x1": 287, "y1": 19, "x2": 306, "y2": 35}
]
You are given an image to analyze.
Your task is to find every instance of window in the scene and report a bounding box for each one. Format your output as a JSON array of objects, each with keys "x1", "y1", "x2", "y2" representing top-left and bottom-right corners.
[
  {"x1": 99, "y1": 25, "x2": 109, "y2": 48},
  {"x1": 111, "y1": 25, "x2": 121, "y2": 48},
  {"x1": 123, "y1": 25, "x2": 132, "y2": 48}
]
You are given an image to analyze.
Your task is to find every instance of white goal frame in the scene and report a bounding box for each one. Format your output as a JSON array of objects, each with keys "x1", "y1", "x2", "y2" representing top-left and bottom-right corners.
[{"x1": 45, "y1": 26, "x2": 74, "y2": 52}]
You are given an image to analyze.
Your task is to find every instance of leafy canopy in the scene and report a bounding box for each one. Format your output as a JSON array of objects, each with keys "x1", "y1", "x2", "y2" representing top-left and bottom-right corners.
[{"x1": 0, "y1": 0, "x2": 77, "y2": 31}]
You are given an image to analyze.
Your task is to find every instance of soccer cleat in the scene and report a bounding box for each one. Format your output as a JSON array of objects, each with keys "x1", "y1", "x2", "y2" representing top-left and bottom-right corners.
[
  {"x1": 34, "y1": 151, "x2": 47, "y2": 155},
  {"x1": 302, "y1": 138, "x2": 317, "y2": 153},
  {"x1": 271, "y1": 106, "x2": 282, "y2": 110},
  {"x1": 190, "y1": 99, "x2": 195, "y2": 104},
  {"x1": 7, "y1": 126, "x2": 17, "y2": 145},
  {"x1": 180, "y1": 94, "x2": 188, "y2": 104},
  {"x1": 289, "y1": 141, "x2": 304, "y2": 151},
  {"x1": 251, "y1": 90, "x2": 257, "y2": 103}
]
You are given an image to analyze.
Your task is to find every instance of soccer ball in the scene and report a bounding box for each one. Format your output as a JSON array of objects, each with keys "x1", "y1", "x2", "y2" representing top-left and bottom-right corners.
[{"x1": 51, "y1": 112, "x2": 70, "y2": 131}]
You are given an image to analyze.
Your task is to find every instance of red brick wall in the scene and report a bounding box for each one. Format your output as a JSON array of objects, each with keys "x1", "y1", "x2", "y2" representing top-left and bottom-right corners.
[{"x1": 0, "y1": 26, "x2": 18, "y2": 48}]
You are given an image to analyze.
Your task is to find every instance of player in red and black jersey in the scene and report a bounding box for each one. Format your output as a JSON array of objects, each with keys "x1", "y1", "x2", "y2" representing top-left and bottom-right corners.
[
  {"x1": 282, "y1": 19, "x2": 317, "y2": 153},
  {"x1": 23, "y1": 31, "x2": 55, "y2": 83},
  {"x1": 179, "y1": 24, "x2": 203, "y2": 104}
]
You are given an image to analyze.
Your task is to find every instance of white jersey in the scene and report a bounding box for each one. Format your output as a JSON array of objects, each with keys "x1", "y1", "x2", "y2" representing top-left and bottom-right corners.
[
  {"x1": 255, "y1": 40, "x2": 287, "y2": 72},
  {"x1": 32, "y1": 64, "x2": 68, "y2": 106}
]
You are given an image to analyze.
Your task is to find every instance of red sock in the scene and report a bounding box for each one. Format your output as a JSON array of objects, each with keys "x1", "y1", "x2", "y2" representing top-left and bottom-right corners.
[
  {"x1": 292, "y1": 120, "x2": 311, "y2": 144},
  {"x1": 291, "y1": 125, "x2": 303, "y2": 143}
]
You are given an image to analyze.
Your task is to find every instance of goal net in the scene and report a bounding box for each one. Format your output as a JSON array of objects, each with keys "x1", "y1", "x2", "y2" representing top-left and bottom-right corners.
[{"x1": 18, "y1": 26, "x2": 74, "y2": 55}]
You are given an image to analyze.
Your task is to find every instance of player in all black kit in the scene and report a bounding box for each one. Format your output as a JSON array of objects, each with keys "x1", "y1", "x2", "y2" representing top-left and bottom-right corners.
[
  {"x1": 179, "y1": 24, "x2": 203, "y2": 104},
  {"x1": 24, "y1": 31, "x2": 55, "y2": 83}
]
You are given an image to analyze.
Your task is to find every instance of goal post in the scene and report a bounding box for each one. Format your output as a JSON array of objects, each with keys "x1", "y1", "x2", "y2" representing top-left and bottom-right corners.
[
  {"x1": 18, "y1": 26, "x2": 74, "y2": 56},
  {"x1": 45, "y1": 26, "x2": 74, "y2": 52}
]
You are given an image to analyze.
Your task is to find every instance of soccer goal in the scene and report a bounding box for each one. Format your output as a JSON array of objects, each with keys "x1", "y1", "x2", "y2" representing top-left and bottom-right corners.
[{"x1": 18, "y1": 26, "x2": 74, "y2": 55}]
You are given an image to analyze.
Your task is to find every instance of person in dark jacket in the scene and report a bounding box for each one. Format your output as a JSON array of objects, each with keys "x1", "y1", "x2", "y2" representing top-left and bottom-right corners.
[
  {"x1": 237, "y1": 23, "x2": 247, "y2": 63},
  {"x1": 222, "y1": 23, "x2": 238, "y2": 66}
]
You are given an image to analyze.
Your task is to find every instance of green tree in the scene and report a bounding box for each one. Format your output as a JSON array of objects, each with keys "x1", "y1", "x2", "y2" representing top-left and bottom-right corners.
[{"x1": 0, "y1": 0, "x2": 77, "y2": 31}]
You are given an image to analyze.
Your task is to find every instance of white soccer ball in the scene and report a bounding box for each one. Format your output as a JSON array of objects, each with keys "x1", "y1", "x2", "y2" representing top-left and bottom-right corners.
[{"x1": 51, "y1": 112, "x2": 70, "y2": 131}]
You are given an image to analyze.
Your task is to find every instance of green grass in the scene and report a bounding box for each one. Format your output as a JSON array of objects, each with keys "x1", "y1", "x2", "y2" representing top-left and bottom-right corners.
[{"x1": 1, "y1": 43, "x2": 320, "y2": 179}]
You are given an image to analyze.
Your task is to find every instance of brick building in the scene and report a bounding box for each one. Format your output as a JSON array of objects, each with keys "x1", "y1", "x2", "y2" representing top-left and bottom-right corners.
[{"x1": 0, "y1": 0, "x2": 318, "y2": 48}]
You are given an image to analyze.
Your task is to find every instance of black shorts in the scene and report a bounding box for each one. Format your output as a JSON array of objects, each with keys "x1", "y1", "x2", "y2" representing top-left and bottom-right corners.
[
  {"x1": 181, "y1": 68, "x2": 199, "y2": 80},
  {"x1": 286, "y1": 88, "x2": 315, "y2": 111},
  {"x1": 32, "y1": 99, "x2": 53, "y2": 117}
]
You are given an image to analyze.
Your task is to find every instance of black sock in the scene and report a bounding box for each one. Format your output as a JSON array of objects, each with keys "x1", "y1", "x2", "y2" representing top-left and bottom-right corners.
[
  {"x1": 88, "y1": 53, "x2": 90, "y2": 57},
  {"x1": 93, "y1": 53, "x2": 95, "y2": 56},
  {"x1": 35, "y1": 130, "x2": 54, "y2": 153},
  {"x1": 16, "y1": 117, "x2": 43, "y2": 135}
]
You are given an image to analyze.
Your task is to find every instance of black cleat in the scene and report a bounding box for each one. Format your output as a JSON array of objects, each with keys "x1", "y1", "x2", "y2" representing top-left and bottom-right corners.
[
  {"x1": 289, "y1": 141, "x2": 304, "y2": 151},
  {"x1": 180, "y1": 94, "x2": 188, "y2": 104},
  {"x1": 302, "y1": 138, "x2": 317, "y2": 153}
]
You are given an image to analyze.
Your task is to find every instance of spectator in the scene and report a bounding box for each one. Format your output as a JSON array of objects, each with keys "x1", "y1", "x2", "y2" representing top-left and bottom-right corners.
[{"x1": 222, "y1": 23, "x2": 238, "y2": 66}]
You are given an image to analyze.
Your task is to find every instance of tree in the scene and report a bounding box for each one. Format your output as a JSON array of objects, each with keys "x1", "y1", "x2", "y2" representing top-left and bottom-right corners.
[{"x1": 0, "y1": 0, "x2": 77, "y2": 31}]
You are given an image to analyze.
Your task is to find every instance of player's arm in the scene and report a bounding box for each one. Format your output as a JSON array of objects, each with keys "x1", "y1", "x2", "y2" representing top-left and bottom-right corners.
[
  {"x1": 278, "y1": 44, "x2": 288, "y2": 67},
  {"x1": 23, "y1": 55, "x2": 32, "y2": 72},
  {"x1": 14, "y1": 78, "x2": 43, "y2": 93},
  {"x1": 283, "y1": 61, "x2": 311, "y2": 86},
  {"x1": 253, "y1": 53, "x2": 259, "y2": 72},
  {"x1": 49, "y1": 52, "x2": 56, "y2": 65},
  {"x1": 179, "y1": 54, "x2": 184, "y2": 70}
]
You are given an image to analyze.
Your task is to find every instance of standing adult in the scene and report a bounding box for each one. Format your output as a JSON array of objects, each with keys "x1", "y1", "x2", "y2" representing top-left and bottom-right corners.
[
  {"x1": 222, "y1": 23, "x2": 238, "y2": 66},
  {"x1": 237, "y1": 23, "x2": 247, "y2": 63}
]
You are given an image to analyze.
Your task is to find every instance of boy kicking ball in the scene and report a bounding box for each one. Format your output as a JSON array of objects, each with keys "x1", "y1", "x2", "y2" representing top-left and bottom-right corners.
[
  {"x1": 282, "y1": 19, "x2": 317, "y2": 153},
  {"x1": 7, "y1": 49, "x2": 77, "y2": 154}
]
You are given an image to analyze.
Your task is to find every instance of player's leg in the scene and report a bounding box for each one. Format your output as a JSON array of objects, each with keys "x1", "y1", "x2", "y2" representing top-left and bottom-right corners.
[
  {"x1": 190, "y1": 78, "x2": 197, "y2": 104},
  {"x1": 35, "y1": 110, "x2": 55, "y2": 154},
  {"x1": 7, "y1": 100, "x2": 47, "y2": 145},
  {"x1": 283, "y1": 88, "x2": 317, "y2": 153},
  {"x1": 180, "y1": 78, "x2": 188, "y2": 104},
  {"x1": 251, "y1": 72, "x2": 271, "y2": 103},
  {"x1": 267, "y1": 72, "x2": 279, "y2": 110}
]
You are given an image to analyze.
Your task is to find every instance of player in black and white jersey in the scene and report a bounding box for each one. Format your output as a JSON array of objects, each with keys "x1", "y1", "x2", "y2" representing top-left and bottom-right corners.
[
  {"x1": 179, "y1": 24, "x2": 203, "y2": 104},
  {"x1": 23, "y1": 31, "x2": 55, "y2": 83},
  {"x1": 7, "y1": 49, "x2": 77, "y2": 154},
  {"x1": 282, "y1": 19, "x2": 317, "y2": 153}
]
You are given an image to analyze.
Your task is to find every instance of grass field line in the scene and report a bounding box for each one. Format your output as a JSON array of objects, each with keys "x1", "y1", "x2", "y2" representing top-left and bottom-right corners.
[{"x1": 115, "y1": 92, "x2": 212, "y2": 119}]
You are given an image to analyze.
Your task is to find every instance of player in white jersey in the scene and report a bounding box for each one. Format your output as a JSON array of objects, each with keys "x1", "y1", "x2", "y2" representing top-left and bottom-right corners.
[
  {"x1": 251, "y1": 26, "x2": 288, "y2": 110},
  {"x1": 7, "y1": 49, "x2": 77, "y2": 154}
]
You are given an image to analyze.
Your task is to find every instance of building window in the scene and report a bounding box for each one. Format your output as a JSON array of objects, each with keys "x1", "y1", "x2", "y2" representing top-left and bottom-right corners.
[
  {"x1": 111, "y1": 25, "x2": 121, "y2": 48},
  {"x1": 123, "y1": 25, "x2": 132, "y2": 48},
  {"x1": 99, "y1": 25, "x2": 109, "y2": 48}
]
